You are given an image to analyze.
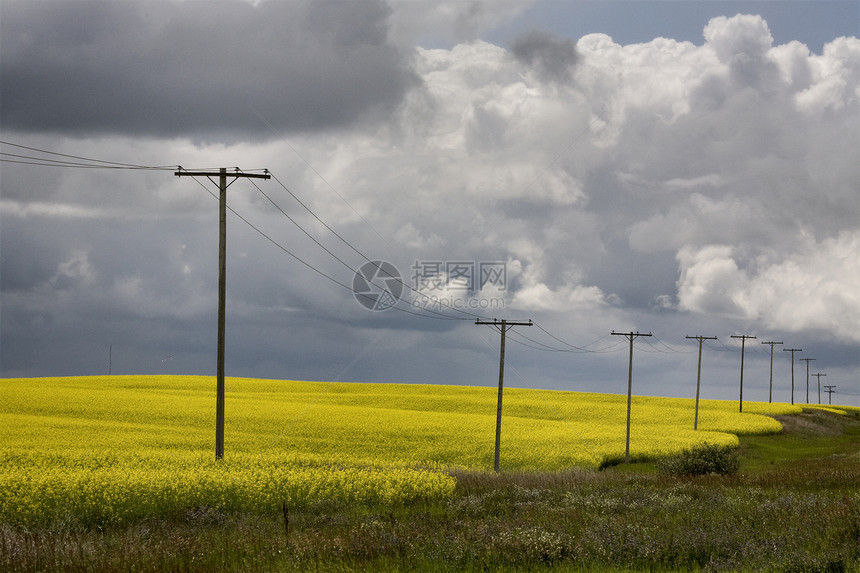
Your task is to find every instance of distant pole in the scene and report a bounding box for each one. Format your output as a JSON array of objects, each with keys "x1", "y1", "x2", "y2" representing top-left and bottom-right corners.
[
  {"x1": 175, "y1": 167, "x2": 270, "y2": 460},
  {"x1": 731, "y1": 335, "x2": 756, "y2": 413},
  {"x1": 783, "y1": 348, "x2": 802, "y2": 405},
  {"x1": 109, "y1": 345, "x2": 112, "y2": 375},
  {"x1": 800, "y1": 358, "x2": 816, "y2": 404},
  {"x1": 475, "y1": 318, "x2": 532, "y2": 472},
  {"x1": 612, "y1": 331, "x2": 652, "y2": 462},
  {"x1": 761, "y1": 341, "x2": 783, "y2": 403},
  {"x1": 687, "y1": 335, "x2": 717, "y2": 430},
  {"x1": 812, "y1": 373, "x2": 827, "y2": 404},
  {"x1": 823, "y1": 385, "x2": 836, "y2": 405}
]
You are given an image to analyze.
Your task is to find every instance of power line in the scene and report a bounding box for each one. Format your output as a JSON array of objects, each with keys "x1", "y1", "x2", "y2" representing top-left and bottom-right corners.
[
  {"x1": 268, "y1": 171, "x2": 371, "y2": 262},
  {"x1": 0, "y1": 152, "x2": 164, "y2": 170},
  {"x1": 637, "y1": 336, "x2": 692, "y2": 354},
  {"x1": 182, "y1": 171, "x2": 460, "y2": 321},
  {"x1": 249, "y1": 107, "x2": 389, "y2": 244},
  {"x1": 505, "y1": 329, "x2": 572, "y2": 352},
  {"x1": 183, "y1": 172, "x2": 352, "y2": 289},
  {"x1": 2, "y1": 140, "x2": 454, "y2": 321},
  {"x1": 649, "y1": 334, "x2": 697, "y2": 354},
  {"x1": 509, "y1": 323, "x2": 627, "y2": 354},
  {"x1": 531, "y1": 323, "x2": 628, "y2": 353},
  {"x1": 177, "y1": 166, "x2": 473, "y2": 468},
  {"x1": 256, "y1": 171, "x2": 488, "y2": 322},
  {"x1": 0, "y1": 154, "x2": 176, "y2": 170},
  {"x1": 7, "y1": 140, "x2": 852, "y2": 404},
  {"x1": 0, "y1": 139, "x2": 242, "y2": 174},
  {"x1": 0, "y1": 143, "x2": 754, "y2": 362},
  {"x1": 507, "y1": 330, "x2": 624, "y2": 354},
  {"x1": 244, "y1": 177, "x2": 376, "y2": 289},
  {"x1": 0, "y1": 140, "x2": 179, "y2": 170},
  {"x1": 712, "y1": 338, "x2": 738, "y2": 353}
]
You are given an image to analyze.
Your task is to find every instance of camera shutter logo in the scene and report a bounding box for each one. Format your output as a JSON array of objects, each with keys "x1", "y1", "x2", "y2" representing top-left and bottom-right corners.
[{"x1": 352, "y1": 260, "x2": 403, "y2": 311}]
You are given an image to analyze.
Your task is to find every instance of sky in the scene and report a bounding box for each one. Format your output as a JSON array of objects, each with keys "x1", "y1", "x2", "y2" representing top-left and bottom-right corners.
[{"x1": 1, "y1": 0, "x2": 858, "y2": 408}]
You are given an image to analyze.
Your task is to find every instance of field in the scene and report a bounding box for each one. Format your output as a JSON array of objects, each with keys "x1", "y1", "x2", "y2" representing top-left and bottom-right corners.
[
  {"x1": 1, "y1": 376, "x2": 858, "y2": 571},
  {"x1": 0, "y1": 376, "x2": 796, "y2": 527}
]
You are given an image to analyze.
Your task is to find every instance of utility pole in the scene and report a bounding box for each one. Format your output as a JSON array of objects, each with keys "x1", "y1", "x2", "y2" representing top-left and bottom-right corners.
[
  {"x1": 761, "y1": 341, "x2": 783, "y2": 403},
  {"x1": 812, "y1": 373, "x2": 827, "y2": 404},
  {"x1": 175, "y1": 167, "x2": 271, "y2": 460},
  {"x1": 611, "y1": 331, "x2": 652, "y2": 462},
  {"x1": 475, "y1": 318, "x2": 532, "y2": 472},
  {"x1": 731, "y1": 335, "x2": 756, "y2": 413},
  {"x1": 799, "y1": 358, "x2": 816, "y2": 404},
  {"x1": 823, "y1": 385, "x2": 836, "y2": 405},
  {"x1": 783, "y1": 348, "x2": 802, "y2": 405},
  {"x1": 686, "y1": 335, "x2": 717, "y2": 430}
]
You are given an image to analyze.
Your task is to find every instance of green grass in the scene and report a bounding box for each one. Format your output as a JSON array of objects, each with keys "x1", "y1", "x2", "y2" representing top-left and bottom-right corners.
[
  {"x1": 2, "y1": 408, "x2": 858, "y2": 572},
  {"x1": 739, "y1": 407, "x2": 860, "y2": 471}
]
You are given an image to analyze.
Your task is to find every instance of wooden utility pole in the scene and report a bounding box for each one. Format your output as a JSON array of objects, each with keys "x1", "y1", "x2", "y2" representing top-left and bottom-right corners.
[
  {"x1": 475, "y1": 318, "x2": 532, "y2": 472},
  {"x1": 823, "y1": 385, "x2": 836, "y2": 405},
  {"x1": 731, "y1": 335, "x2": 756, "y2": 413},
  {"x1": 611, "y1": 331, "x2": 652, "y2": 462},
  {"x1": 686, "y1": 335, "x2": 717, "y2": 430},
  {"x1": 761, "y1": 341, "x2": 783, "y2": 403},
  {"x1": 783, "y1": 348, "x2": 802, "y2": 405},
  {"x1": 799, "y1": 358, "x2": 816, "y2": 404},
  {"x1": 175, "y1": 167, "x2": 271, "y2": 460},
  {"x1": 812, "y1": 372, "x2": 826, "y2": 404}
]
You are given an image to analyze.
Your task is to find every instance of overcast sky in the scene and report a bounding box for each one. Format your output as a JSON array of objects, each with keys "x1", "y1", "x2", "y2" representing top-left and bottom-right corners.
[{"x1": 2, "y1": 0, "x2": 858, "y2": 407}]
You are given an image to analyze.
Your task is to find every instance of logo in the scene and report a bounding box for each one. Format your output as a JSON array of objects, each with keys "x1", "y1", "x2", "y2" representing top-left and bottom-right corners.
[
  {"x1": 352, "y1": 260, "x2": 403, "y2": 311},
  {"x1": 411, "y1": 260, "x2": 507, "y2": 292}
]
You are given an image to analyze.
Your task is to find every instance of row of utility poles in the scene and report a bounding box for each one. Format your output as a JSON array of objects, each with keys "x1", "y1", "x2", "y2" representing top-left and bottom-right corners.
[
  {"x1": 173, "y1": 169, "x2": 841, "y2": 467},
  {"x1": 614, "y1": 331, "x2": 837, "y2": 468},
  {"x1": 742, "y1": 338, "x2": 831, "y2": 407},
  {"x1": 495, "y1": 327, "x2": 834, "y2": 470},
  {"x1": 479, "y1": 325, "x2": 836, "y2": 471},
  {"x1": 611, "y1": 331, "x2": 832, "y2": 467}
]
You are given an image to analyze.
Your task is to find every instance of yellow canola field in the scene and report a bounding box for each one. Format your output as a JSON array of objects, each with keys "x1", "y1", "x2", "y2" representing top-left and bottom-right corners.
[{"x1": 0, "y1": 376, "x2": 809, "y2": 526}]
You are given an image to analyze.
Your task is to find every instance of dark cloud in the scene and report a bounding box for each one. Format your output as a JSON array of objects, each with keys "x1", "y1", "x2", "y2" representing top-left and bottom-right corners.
[
  {"x1": 0, "y1": 0, "x2": 418, "y2": 140},
  {"x1": 510, "y1": 29, "x2": 578, "y2": 83}
]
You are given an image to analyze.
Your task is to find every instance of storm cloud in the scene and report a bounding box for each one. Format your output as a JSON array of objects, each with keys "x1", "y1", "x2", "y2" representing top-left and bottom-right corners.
[{"x1": 0, "y1": 0, "x2": 417, "y2": 138}]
